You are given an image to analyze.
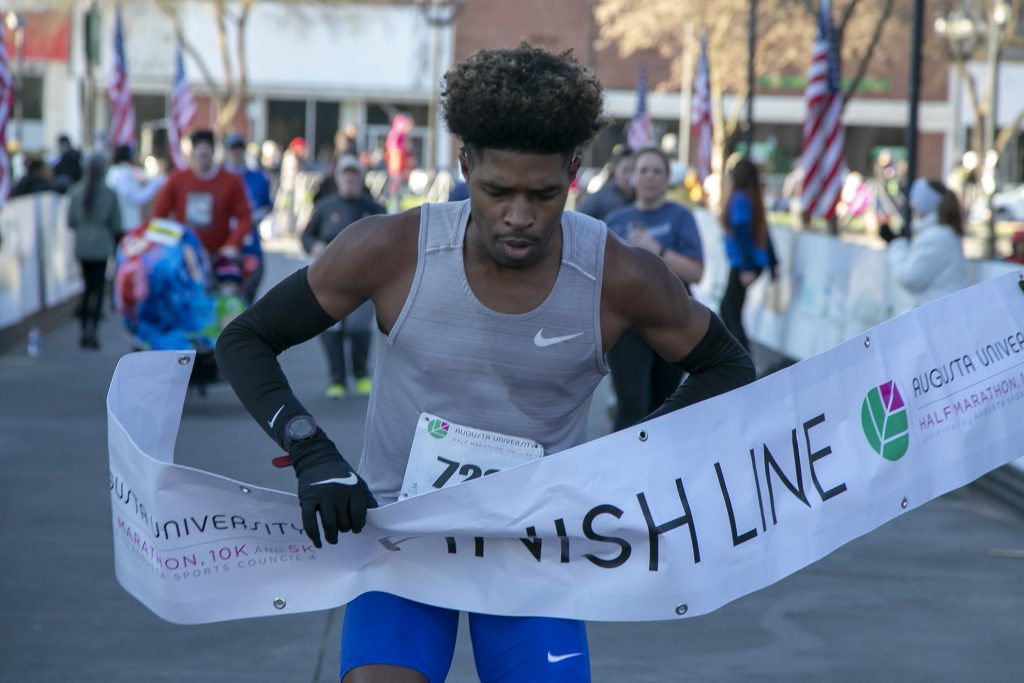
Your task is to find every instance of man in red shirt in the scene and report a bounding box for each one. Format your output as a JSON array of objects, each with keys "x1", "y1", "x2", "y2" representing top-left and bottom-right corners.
[{"x1": 152, "y1": 129, "x2": 251, "y2": 256}]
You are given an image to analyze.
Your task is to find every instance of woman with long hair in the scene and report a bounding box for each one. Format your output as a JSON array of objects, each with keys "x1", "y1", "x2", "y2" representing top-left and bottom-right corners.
[
  {"x1": 887, "y1": 178, "x2": 966, "y2": 307},
  {"x1": 604, "y1": 146, "x2": 705, "y2": 429},
  {"x1": 67, "y1": 152, "x2": 122, "y2": 348},
  {"x1": 719, "y1": 157, "x2": 774, "y2": 351}
]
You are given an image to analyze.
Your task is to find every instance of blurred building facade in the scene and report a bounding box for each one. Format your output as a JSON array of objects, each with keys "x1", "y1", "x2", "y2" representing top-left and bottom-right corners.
[{"x1": 7, "y1": 0, "x2": 1024, "y2": 184}]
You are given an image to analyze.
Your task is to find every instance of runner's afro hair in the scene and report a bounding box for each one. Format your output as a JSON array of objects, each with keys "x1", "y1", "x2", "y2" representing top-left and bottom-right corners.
[{"x1": 441, "y1": 44, "x2": 605, "y2": 157}]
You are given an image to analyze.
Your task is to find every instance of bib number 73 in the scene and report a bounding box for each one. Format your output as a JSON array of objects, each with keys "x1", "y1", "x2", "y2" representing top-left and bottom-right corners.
[{"x1": 432, "y1": 456, "x2": 500, "y2": 489}]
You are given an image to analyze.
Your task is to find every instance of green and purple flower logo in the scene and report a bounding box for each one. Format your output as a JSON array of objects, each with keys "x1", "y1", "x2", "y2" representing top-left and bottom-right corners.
[
  {"x1": 427, "y1": 418, "x2": 450, "y2": 439},
  {"x1": 861, "y1": 380, "x2": 910, "y2": 461}
]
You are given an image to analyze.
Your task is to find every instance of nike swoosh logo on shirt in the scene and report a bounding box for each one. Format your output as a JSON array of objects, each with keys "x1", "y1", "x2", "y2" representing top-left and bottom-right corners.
[
  {"x1": 534, "y1": 330, "x2": 583, "y2": 347},
  {"x1": 547, "y1": 651, "x2": 583, "y2": 663},
  {"x1": 312, "y1": 474, "x2": 359, "y2": 486},
  {"x1": 268, "y1": 404, "x2": 285, "y2": 429}
]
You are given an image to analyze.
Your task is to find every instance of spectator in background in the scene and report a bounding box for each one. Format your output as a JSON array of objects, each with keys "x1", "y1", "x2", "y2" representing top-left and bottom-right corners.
[
  {"x1": 576, "y1": 148, "x2": 634, "y2": 221},
  {"x1": 885, "y1": 178, "x2": 967, "y2": 308},
  {"x1": 274, "y1": 137, "x2": 309, "y2": 236},
  {"x1": 11, "y1": 158, "x2": 57, "y2": 197},
  {"x1": 384, "y1": 114, "x2": 416, "y2": 208},
  {"x1": 447, "y1": 179, "x2": 469, "y2": 201},
  {"x1": 337, "y1": 123, "x2": 359, "y2": 157},
  {"x1": 1008, "y1": 230, "x2": 1024, "y2": 265},
  {"x1": 106, "y1": 144, "x2": 166, "y2": 231},
  {"x1": 604, "y1": 146, "x2": 705, "y2": 430},
  {"x1": 51, "y1": 134, "x2": 83, "y2": 192},
  {"x1": 301, "y1": 155, "x2": 386, "y2": 398},
  {"x1": 719, "y1": 158, "x2": 776, "y2": 351},
  {"x1": 67, "y1": 153, "x2": 122, "y2": 349},
  {"x1": 223, "y1": 133, "x2": 273, "y2": 300},
  {"x1": 152, "y1": 129, "x2": 251, "y2": 257}
]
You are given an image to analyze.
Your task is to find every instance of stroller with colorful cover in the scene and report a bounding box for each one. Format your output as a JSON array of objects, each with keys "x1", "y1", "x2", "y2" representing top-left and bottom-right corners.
[{"x1": 114, "y1": 218, "x2": 248, "y2": 388}]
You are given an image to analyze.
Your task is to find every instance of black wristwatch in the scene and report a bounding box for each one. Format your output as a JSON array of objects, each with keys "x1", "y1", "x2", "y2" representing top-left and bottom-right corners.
[{"x1": 283, "y1": 414, "x2": 320, "y2": 450}]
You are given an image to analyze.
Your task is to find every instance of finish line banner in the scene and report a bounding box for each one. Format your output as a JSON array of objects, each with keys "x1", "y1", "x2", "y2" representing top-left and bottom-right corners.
[{"x1": 109, "y1": 272, "x2": 1024, "y2": 625}]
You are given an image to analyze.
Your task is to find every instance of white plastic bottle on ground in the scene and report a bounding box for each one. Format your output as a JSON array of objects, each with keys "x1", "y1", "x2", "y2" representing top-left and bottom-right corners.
[{"x1": 27, "y1": 326, "x2": 41, "y2": 357}]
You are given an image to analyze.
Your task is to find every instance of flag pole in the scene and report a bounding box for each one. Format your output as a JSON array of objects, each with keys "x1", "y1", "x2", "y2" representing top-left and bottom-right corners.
[
  {"x1": 678, "y1": 22, "x2": 694, "y2": 166},
  {"x1": 902, "y1": 0, "x2": 924, "y2": 230}
]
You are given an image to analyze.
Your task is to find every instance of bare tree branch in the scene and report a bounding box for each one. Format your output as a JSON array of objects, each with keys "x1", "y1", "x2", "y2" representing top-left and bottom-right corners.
[
  {"x1": 214, "y1": 0, "x2": 235, "y2": 102},
  {"x1": 842, "y1": 0, "x2": 893, "y2": 105},
  {"x1": 995, "y1": 107, "x2": 1024, "y2": 154},
  {"x1": 956, "y1": 61, "x2": 985, "y2": 155},
  {"x1": 236, "y1": 0, "x2": 253, "y2": 104},
  {"x1": 837, "y1": 0, "x2": 859, "y2": 33},
  {"x1": 155, "y1": 0, "x2": 222, "y2": 103}
]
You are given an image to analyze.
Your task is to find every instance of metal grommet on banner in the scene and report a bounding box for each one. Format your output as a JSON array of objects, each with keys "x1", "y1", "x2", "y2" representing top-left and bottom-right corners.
[
  {"x1": 273, "y1": 597, "x2": 286, "y2": 610},
  {"x1": 239, "y1": 486, "x2": 251, "y2": 494},
  {"x1": 178, "y1": 355, "x2": 191, "y2": 365},
  {"x1": 638, "y1": 430, "x2": 649, "y2": 442},
  {"x1": 863, "y1": 336, "x2": 871, "y2": 348},
  {"x1": 675, "y1": 603, "x2": 688, "y2": 615},
  {"x1": 900, "y1": 497, "x2": 909, "y2": 510}
]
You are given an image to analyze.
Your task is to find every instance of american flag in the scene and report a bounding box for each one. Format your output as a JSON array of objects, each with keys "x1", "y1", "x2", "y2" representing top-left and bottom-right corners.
[
  {"x1": 0, "y1": 21, "x2": 14, "y2": 205},
  {"x1": 626, "y1": 64, "x2": 654, "y2": 150},
  {"x1": 167, "y1": 43, "x2": 196, "y2": 170},
  {"x1": 801, "y1": 0, "x2": 845, "y2": 219},
  {"x1": 108, "y1": 5, "x2": 136, "y2": 146},
  {"x1": 690, "y1": 34, "x2": 712, "y2": 183}
]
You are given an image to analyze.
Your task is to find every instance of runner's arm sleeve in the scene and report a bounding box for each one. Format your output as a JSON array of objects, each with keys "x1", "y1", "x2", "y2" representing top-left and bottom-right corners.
[
  {"x1": 214, "y1": 267, "x2": 336, "y2": 449},
  {"x1": 646, "y1": 313, "x2": 755, "y2": 420}
]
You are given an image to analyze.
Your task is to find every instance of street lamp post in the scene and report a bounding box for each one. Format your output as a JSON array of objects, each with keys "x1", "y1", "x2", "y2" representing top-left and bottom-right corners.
[
  {"x1": 982, "y1": 0, "x2": 1009, "y2": 258},
  {"x1": 415, "y1": 0, "x2": 465, "y2": 172},
  {"x1": 5, "y1": 12, "x2": 25, "y2": 146},
  {"x1": 745, "y1": 0, "x2": 757, "y2": 149},
  {"x1": 934, "y1": 1, "x2": 1008, "y2": 258}
]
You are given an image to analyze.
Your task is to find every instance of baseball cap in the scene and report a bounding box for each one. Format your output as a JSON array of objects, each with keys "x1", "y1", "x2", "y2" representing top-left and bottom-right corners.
[
  {"x1": 224, "y1": 132, "x2": 246, "y2": 149},
  {"x1": 336, "y1": 155, "x2": 362, "y2": 173}
]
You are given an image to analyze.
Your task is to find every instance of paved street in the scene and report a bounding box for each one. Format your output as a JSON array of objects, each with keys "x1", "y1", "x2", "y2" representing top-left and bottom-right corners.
[{"x1": 2, "y1": 243, "x2": 1022, "y2": 682}]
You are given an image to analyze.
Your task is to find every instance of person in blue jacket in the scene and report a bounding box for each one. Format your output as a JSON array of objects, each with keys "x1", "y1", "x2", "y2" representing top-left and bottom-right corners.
[
  {"x1": 224, "y1": 133, "x2": 274, "y2": 301},
  {"x1": 719, "y1": 157, "x2": 776, "y2": 351}
]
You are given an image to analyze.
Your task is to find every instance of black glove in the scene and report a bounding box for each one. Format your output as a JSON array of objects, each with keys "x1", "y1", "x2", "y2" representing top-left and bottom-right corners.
[{"x1": 291, "y1": 436, "x2": 377, "y2": 546}]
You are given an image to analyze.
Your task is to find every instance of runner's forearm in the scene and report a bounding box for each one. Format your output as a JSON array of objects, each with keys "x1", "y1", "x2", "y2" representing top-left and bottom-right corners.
[
  {"x1": 215, "y1": 267, "x2": 336, "y2": 448},
  {"x1": 646, "y1": 313, "x2": 754, "y2": 419}
]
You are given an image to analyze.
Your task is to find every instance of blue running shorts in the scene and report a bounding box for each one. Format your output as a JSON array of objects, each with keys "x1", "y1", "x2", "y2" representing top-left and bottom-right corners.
[{"x1": 340, "y1": 591, "x2": 591, "y2": 683}]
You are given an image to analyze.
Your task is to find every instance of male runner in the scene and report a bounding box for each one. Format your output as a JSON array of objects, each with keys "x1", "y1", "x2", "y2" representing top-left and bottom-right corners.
[
  {"x1": 216, "y1": 44, "x2": 754, "y2": 683},
  {"x1": 152, "y1": 129, "x2": 251, "y2": 257}
]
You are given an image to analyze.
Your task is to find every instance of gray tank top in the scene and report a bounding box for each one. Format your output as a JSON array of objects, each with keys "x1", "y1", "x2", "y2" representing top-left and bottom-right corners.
[{"x1": 358, "y1": 200, "x2": 609, "y2": 503}]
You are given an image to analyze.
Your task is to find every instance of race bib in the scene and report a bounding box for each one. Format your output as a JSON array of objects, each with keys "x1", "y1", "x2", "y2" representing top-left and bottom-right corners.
[
  {"x1": 185, "y1": 192, "x2": 214, "y2": 228},
  {"x1": 399, "y1": 413, "x2": 544, "y2": 500}
]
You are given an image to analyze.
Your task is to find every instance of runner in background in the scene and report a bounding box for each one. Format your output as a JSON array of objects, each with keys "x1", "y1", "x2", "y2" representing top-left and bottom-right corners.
[
  {"x1": 151, "y1": 129, "x2": 251, "y2": 259},
  {"x1": 216, "y1": 44, "x2": 753, "y2": 683}
]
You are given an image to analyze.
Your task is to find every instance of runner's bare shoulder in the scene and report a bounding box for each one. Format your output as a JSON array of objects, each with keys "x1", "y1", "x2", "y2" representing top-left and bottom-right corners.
[
  {"x1": 601, "y1": 229, "x2": 679, "y2": 322},
  {"x1": 308, "y1": 207, "x2": 420, "y2": 317},
  {"x1": 310, "y1": 209, "x2": 419, "y2": 286}
]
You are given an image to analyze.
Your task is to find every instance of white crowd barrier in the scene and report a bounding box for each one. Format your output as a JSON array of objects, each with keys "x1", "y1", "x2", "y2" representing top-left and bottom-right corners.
[
  {"x1": 0, "y1": 192, "x2": 82, "y2": 331},
  {"x1": 689, "y1": 209, "x2": 1021, "y2": 362}
]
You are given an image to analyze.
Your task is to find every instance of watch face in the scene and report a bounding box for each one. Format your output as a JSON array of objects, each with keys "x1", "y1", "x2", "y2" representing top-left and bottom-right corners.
[{"x1": 287, "y1": 416, "x2": 317, "y2": 441}]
